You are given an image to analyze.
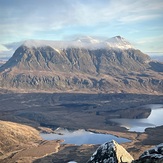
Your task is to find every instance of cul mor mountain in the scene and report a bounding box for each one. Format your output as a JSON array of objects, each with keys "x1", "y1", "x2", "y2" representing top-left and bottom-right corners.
[{"x1": 0, "y1": 36, "x2": 163, "y2": 94}]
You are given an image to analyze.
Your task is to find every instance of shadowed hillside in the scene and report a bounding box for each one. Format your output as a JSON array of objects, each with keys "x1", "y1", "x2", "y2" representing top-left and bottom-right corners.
[{"x1": 0, "y1": 120, "x2": 41, "y2": 154}]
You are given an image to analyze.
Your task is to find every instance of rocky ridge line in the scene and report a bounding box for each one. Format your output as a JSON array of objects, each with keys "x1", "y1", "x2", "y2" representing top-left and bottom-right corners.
[{"x1": 87, "y1": 140, "x2": 163, "y2": 163}]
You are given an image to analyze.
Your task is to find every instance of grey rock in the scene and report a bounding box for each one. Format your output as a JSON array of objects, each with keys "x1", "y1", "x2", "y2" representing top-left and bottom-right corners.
[
  {"x1": 133, "y1": 143, "x2": 163, "y2": 163},
  {"x1": 87, "y1": 140, "x2": 134, "y2": 163},
  {"x1": 87, "y1": 141, "x2": 163, "y2": 163}
]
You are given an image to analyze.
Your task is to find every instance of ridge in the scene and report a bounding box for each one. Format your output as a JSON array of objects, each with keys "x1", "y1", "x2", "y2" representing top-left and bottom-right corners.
[{"x1": 21, "y1": 35, "x2": 135, "y2": 50}]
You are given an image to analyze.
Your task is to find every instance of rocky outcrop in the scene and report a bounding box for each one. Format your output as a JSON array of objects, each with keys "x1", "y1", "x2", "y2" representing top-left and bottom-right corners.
[
  {"x1": 133, "y1": 143, "x2": 163, "y2": 163},
  {"x1": 87, "y1": 141, "x2": 163, "y2": 163},
  {"x1": 87, "y1": 140, "x2": 134, "y2": 163}
]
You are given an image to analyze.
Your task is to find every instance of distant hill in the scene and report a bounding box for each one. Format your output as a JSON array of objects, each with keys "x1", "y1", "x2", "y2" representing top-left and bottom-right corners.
[
  {"x1": 0, "y1": 60, "x2": 6, "y2": 67},
  {"x1": 151, "y1": 55, "x2": 163, "y2": 62},
  {"x1": 0, "y1": 36, "x2": 163, "y2": 94}
]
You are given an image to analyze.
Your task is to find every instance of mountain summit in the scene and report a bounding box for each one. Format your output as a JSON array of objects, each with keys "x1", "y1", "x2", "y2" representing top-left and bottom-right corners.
[
  {"x1": 0, "y1": 36, "x2": 162, "y2": 93},
  {"x1": 20, "y1": 35, "x2": 134, "y2": 50},
  {"x1": 106, "y1": 36, "x2": 134, "y2": 49}
]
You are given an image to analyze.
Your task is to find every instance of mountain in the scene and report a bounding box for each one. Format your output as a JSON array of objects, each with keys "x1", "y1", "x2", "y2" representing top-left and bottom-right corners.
[{"x1": 0, "y1": 36, "x2": 163, "y2": 94}]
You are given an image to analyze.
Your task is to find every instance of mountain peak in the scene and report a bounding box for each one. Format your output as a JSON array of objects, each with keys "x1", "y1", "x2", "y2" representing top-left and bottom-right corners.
[
  {"x1": 20, "y1": 36, "x2": 134, "y2": 50},
  {"x1": 106, "y1": 36, "x2": 134, "y2": 49},
  {"x1": 114, "y1": 35, "x2": 124, "y2": 39}
]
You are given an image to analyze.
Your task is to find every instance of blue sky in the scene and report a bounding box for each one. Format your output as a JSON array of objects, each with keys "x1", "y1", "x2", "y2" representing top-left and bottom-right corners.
[{"x1": 0, "y1": 0, "x2": 163, "y2": 57}]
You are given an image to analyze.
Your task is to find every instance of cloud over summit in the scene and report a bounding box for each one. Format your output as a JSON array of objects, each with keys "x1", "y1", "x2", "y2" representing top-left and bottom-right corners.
[{"x1": 0, "y1": 0, "x2": 163, "y2": 56}]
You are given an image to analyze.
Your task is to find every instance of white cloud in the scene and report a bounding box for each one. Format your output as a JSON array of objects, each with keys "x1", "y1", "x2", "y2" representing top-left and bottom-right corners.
[
  {"x1": 119, "y1": 14, "x2": 161, "y2": 23},
  {"x1": 136, "y1": 35, "x2": 163, "y2": 44},
  {"x1": 0, "y1": 0, "x2": 163, "y2": 53},
  {"x1": 0, "y1": 45, "x2": 13, "y2": 58},
  {"x1": 0, "y1": 41, "x2": 23, "y2": 58},
  {"x1": 1, "y1": 0, "x2": 162, "y2": 37},
  {"x1": 135, "y1": 35, "x2": 163, "y2": 52},
  {"x1": 0, "y1": 44, "x2": 8, "y2": 51}
]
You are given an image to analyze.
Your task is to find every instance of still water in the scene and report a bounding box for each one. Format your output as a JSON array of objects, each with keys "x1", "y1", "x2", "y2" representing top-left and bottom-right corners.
[
  {"x1": 41, "y1": 128, "x2": 130, "y2": 145},
  {"x1": 110, "y1": 104, "x2": 163, "y2": 132},
  {"x1": 40, "y1": 104, "x2": 163, "y2": 144}
]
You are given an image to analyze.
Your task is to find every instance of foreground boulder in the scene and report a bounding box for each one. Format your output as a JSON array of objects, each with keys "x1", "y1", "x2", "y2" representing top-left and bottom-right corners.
[
  {"x1": 87, "y1": 140, "x2": 134, "y2": 163},
  {"x1": 87, "y1": 141, "x2": 163, "y2": 163},
  {"x1": 133, "y1": 143, "x2": 163, "y2": 163}
]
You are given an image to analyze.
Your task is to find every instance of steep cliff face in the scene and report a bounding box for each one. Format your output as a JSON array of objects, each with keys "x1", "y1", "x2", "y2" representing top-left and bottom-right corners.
[
  {"x1": 0, "y1": 45, "x2": 150, "y2": 73},
  {"x1": 0, "y1": 37, "x2": 162, "y2": 93}
]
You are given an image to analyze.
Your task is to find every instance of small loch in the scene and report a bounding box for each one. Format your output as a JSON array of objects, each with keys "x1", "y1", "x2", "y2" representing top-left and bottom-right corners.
[
  {"x1": 40, "y1": 128, "x2": 130, "y2": 145},
  {"x1": 110, "y1": 104, "x2": 163, "y2": 132}
]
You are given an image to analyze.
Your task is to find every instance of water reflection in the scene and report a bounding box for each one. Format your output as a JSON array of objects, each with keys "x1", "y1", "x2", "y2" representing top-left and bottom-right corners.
[
  {"x1": 40, "y1": 128, "x2": 130, "y2": 145},
  {"x1": 111, "y1": 104, "x2": 163, "y2": 132}
]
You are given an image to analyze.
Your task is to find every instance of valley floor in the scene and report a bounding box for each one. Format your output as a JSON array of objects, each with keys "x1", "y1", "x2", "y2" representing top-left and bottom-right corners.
[{"x1": 0, "y1": 92, "x2": 163, "y2": 162}]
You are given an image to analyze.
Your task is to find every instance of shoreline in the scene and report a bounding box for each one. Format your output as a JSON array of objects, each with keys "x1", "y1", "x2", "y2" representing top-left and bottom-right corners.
[
  {"x1": 38, "y1": 123, "x2": 163, "y2": 160},
  {"x1": 1, "y1": 122, "x2": 162, "y2": 162},
  {"x1": 0, "y1": 92, "x2": 163, "y2": 162}
]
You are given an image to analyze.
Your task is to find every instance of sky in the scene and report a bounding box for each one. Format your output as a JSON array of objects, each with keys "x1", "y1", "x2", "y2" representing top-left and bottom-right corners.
[{"x1": 0, "y1": 0, "x2": 163, "y2": 57}]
